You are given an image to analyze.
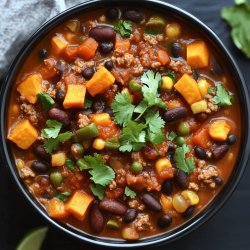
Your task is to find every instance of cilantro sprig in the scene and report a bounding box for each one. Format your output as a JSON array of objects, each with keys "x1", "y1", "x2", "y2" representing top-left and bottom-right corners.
[
  {"x1": 212, "y1": 84, "x2": 233, "y2": 107},
  {"x1": 174, "y1": 144, "x2": 195, "y2": 174},
  {"x1": 41, "y1": 120, "x2": 73, "y2": 154},
  {"x1": 124, "y1": 186, "x2": 136, "y2": 199},
  {"x1": 113, "y1": 20, "x2": 132, "y2": 37},
  {"x1": 78, "y1": 153, "x2": 115, "y2": 199}
]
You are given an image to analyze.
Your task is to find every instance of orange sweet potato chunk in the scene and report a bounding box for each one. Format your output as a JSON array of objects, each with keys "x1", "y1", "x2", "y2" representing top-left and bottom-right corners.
[
  {"x1": 47, "y1": 198, "x2": 68, "y2": 219},
  {"x1": 174, "y1": 74, "x2": 202, "y2": 105},
  {"x1": 157, "y1": 50, "x2": 170, "y2": 65},
  {"x1": 51, "y1": 34, "x2": 69, "y2": 56},
  {"x1": 17, "y1": 73, "x2": 42, "y2": 104},
  {"x1": 63, "y1": 84, "x2": 86, "y2": 109},
  {"x1": 8, "y1": 119, "x2": 38, "y2": 149},
  {"x1": 78, "y1": 37, "x2": 98, "y2": 60},
  {"x1": 208, "y1": 120, "x2": 231, "y2": 141},
  {"x1": 86, "y1": 67, "x2": 115, "y2": 96},
  {"x1": 65, "y1": 191, "x2": 94, "y2": 221},
  {"x1": 187, "y1": 40, "x2": 209, "y2": 68},
  {"x1": 90, "y1": 113, "x2": 112, "y2": 126},
  {"x1": 192, "y1": 127, "x2": 211, "y2": 149}
]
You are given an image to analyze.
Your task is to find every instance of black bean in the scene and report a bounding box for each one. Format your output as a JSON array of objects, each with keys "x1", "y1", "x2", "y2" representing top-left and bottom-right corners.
[
  {"x1": 106, "y1": 8, "x2": 119, "y2": 20},
  {"x1": 123, "y1": 9, "x2": 144, "y2": 22},
  {"x1": 195, "y1": 113, "x2": 208, "y2": 122},
  {"x1": 183, "y1": 206, "x2": 195, "y2": 218},
  {"x1": 210, "y1": 59, "x2": 223, "y2": 77},
  {"x1": 90, "y1": 202, "x2": 105, "y2": 233},
  {"x1": 192, "y1": 70, "x2": 199, "y2": 81},
  {"x1": 226, "y1": 134, "x2": 237, "y2": 145},
  {"x1": 99, "y1": 42, "x2": 114, "y2": 54},
  {"x1": 89, "y1": 26, "x2": 116, "y2": 42},
  {"x1": 55, "y1": 89, "x2": 65, "y2": 104},
  {"x1": 163, "y1": 107, "x2": 188, "y2": 122},
  {"x1": 93, "y1": 99, "x2": 105, "y2": 113},
  {"x1": 99, "y1": 199, "x2": 127, "y2": 215},
  {"x1": 212, "y1": 145, "x2": 229, "y2": 160},
  {"x1": 39, "y1": 48, "x2": 48, "y2": 60},
  {"x1": 123, "y1": 209, "x2": 138, "y2": 223},
  {"x1": 48, "y1": 107, "x2": 70, "y2": 126},
  {"x1": 104, "y1": 60, "x2": 114, "y2": 70},
  {"x1": 56, "y1": 60, "x2": 68, "y2": 73},
  {"x1": 161, "y1": 179, "x2": 173, "y2": 195},
  {"x1": 171, "y1": 42, "x2": 181, "y2": 58},
  {"x1": 141, "y1": 192, "x2": 162, "y2": 212},
  {"x1": 104, "y1": 107, "x2": 114, "y2": 117},
  {"x1": 214, "y1": 176, "x2": 223, "y2": 186},
  {"x1": 167, "y1": 142, "x2": 176, "y2": 152},
  {"x1": 82, "y1": 67, "x2": 95, "y2": 80},
  {"x1": 194, "y1": 146, "x2": 206, "y2": 159},
  {"x1": 31, "y1": 160, "x2": 50, "y2": 173},
  {"x1": 42, "y1": 192, "x2": 52, "y2": 199},
  {"x1": 157, "y1": 215, "x2": 172, "y2": 228},
  {"x1": 175, "y1": 169, "x2": 188, "y2": 189},
  {"x1": 33, "y1": 144, "x2": 51, "y2": 162},
  {"x1": 82, "y1": 109, "x2": 93, "y2": 115}
]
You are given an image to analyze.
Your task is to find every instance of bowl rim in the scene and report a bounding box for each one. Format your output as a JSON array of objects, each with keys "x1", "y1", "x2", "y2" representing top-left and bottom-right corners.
[{"x1": 1, "y1": 0, "x2": 250, "y2": 247}]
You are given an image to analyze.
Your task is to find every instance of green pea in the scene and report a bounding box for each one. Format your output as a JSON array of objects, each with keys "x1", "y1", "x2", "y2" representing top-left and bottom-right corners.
[
  {"x1": 129, "y1": 80, "x2": 142, "y2": 92},
  {"x1": 71, "y1": 143, "x2": 84, "y2": 160},
  {"x1": 131, "y1": 161, "x2": 143, "y2": 173},
  {"x1": 50, "y1": 172, "x2": 63, "y2": 187},
  {"x1": 175, "y1": 136, "x2": 185, "y2": 146},
  {"x1": 177, "y1": 122, "x2": 190, "y2": 136}
]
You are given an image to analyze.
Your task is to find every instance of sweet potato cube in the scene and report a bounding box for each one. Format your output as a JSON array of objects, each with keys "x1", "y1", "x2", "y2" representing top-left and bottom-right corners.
[
  {"x1": 8, "y1": 119, "x2": 38, "y2": 150},
  {"x1": 78, "y1": 37, "x2": 98, "y2": 60},
  {"x1": 65, "y1": 191, "x2": 94, "y2": 221},
  {"x1": 51, "y1": 152, "x2": 66, "y2": 167},
  {"x1": 174, "y1": 74, "x2": 202, "y2": 105},
  {"x1": 86, "y1": 67, "x2": 115, "y2": 96},
  {"x1": 192, "y1": 128, "x2": 211, "y2": 149},
  {"x1": 63, "y1": 84, "x2": 86, "y2": 109},
  {"x1": 115, "y1": 39, "x2": 131, "y2": 53},
  {"x1": 51, "y1": 34, "x2": 69, "y2": 55},
  {"x1": 187, "y1": 40, "x2": 209, "y2": 68},
  {"x1": 17, "y1": 73, "x2": 42, "y2": 104},
  {"x1": 90, "y1": 113, "x2": 112, "y2": 126},
  {"x1": 208, "y1": 120, "x2": 231, "y2": 141},
  {"x1": 157, "y1": 50, "x2": 170, "y2": 65},
  {"x1": 47, "y1": 198, "x2": 68, "y2": 219}
]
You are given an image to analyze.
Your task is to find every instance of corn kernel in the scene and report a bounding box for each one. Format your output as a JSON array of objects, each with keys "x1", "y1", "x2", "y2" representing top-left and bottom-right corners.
[
  {"x1": 155, "y1": 158, "x2": 172, "y2": 174},
  {"x1": 166, "y1": 23, "x2": 181, "y2": 38},
  {"x1": 198, "y1": 79, "x2": 211, "y2": 97},
  {"x1": 51, "y1": 152, "x2": 66, "y2": 167},
  {"x1": 160, "y1": 194, "x2": 172, "y2": 211},
  {"x1": 93, "y1": 138, "x2": 105, "y2": 150},
  {"x1": 161, "y1": 76, "x2": 174, "y2": 91},
  {"x1": 191, "y1": 100, "x2": 208, "y2": 114},
  {"x1": 16, "y1": 159, "x2": 24, "y2": 169},
  {"x1": 181, "y1": 190, "x2": 199, "y2": 205}
]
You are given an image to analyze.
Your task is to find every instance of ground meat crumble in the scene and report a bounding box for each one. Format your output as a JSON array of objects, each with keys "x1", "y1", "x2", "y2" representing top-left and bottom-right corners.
[
  {"x1": 169, "y1": 59, "x2": 192, "y2": 75},
  {"x1": 20, "y1": 103, "x2": 38, "y2": 125},
  {"x1": 134, "y1": 213, "x2": 153, "y2": 231}
]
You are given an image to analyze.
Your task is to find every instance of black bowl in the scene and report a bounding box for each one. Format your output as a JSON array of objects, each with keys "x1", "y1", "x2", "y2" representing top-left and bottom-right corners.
[{"x1": 1, "y1": 0, "x2": 250, "y2": 247}]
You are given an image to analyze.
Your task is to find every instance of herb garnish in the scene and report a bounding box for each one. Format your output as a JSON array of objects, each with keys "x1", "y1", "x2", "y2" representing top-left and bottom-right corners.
[
  {"x1": 212, "y1": 84, "x2": 233, "y2": 107},
  {"x1": 113, "y1": 20, "x2": 132, "y2": 37},
  {"x1": 37, "y1": 93, "x2": 55, "y2": 112},
  {"x1": 124, "y1": 186, "x2": 136, "y2": 199}
]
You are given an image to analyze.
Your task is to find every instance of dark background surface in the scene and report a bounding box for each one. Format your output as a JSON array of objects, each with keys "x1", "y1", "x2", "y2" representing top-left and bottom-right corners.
[{"x1": 1, "y1": 0, "x2": 250, "y2": 249}]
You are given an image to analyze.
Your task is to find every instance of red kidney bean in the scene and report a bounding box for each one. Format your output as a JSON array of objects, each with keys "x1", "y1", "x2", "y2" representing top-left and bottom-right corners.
[
  {"x1": 48, "y1": 107, "x2": 70, "y2": 126},
  {"x1": 123, "y1": 9, "x2": 144, "y2": 22},
  {"x1": 141, "y1": 193, "x2": 162, "y2": 212},
  {"x1": 89, "y1": 26, "x2": 116, "y2": 42},
  {"x1": 175, "y1": 169, "x2": 188, "y2": 189},
  {"x1": 33, "y1": 144, "x2": 51, "y2": 162},
  {"x1": 163, "y1": 107, "x2": 187, "y2": 122},
  {"x1": 99, "y1": 199, "x2": 127, "y2": 215},
  {"x1": 31, "y1": 160, "x2": 50, "y2": 173},
  {"x1": 123, "y1": 209, "x2": 138, "y2": 223},
  {"x1": 212, "y1": 145, "x2": 229, "y2": 160},
  {"x1": 90, "y1": 202, "x2": 105, "y2": 233}
]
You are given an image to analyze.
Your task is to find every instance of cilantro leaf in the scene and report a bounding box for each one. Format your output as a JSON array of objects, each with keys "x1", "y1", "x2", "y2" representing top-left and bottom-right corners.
[
  {"x1": 84, "y1": 98, "x2": 92, "y2": 109},
  {"x1": 119, "y1": 121, "x2": 146, "y2": 152},
  {"x1": 65, "y1": 158, "x2": 75, "y2": 171},
  {"x1": 113, "y1": 20, "x2": 132, "y2": 37},
  {"x1": 44, "y1": 132, "x2": 73, "y2": 154},
  {"x1": 41, "y1": 120, "x2": 62, "y2": 139},
  {"x1": 56, "y1": 192, "x2": 71, "y2": 202},
  {"x1": 168, "y1": 131, "x2": 177, "y2": 141},
  {"x1": 212, "y1": 84, "x2": 232, "y2": 107},
  {"x1": 166, "y1": 70, "x2": 176, "y2": 83},
  {"x1": 221, "y1": 0, "x2": 250, "y2": 58},
  {"x1": 111, "y1": 92, "x2": 135, "y2": 127},
  {"x1": 37, "y1": 93, "x2": 55, "y2": 112},
  {"x1": 89, "y1": 183, "x2": 105, "y2": 200},
  {"x1": 208, "y1": 86, "x2": 216, "y2": 95},
  {"x1": 84, "y1": 153, "x2": 115, "y2": 186},
  {"x1": 174, "y1": 144, "x2": 195, "y2": 174},
  {"x1": 124, "y1": 186, "x2": 136, "y2": 199}
]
